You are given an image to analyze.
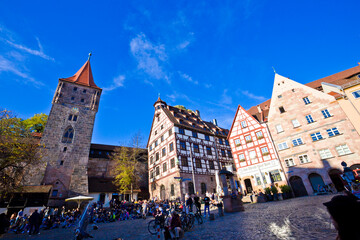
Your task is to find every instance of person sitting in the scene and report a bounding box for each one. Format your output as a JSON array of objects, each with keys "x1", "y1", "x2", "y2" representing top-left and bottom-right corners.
[{"x1": 169, "y1": 211, "x2": 183, "y2": 240}]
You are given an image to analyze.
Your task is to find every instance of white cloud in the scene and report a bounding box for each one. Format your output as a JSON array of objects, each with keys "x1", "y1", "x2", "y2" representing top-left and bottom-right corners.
[
  {"x1": 179, "y1": 71, "x2": 198, "y2": 85},
  {"x1": 0, "y1": 55, "x2": 44, "y2": 86},
  {"x1": 103, "y1": 75, "x2": 125, "y2": 91},
  {"x1": 5, "y1": 37, "x2": 54, "y2": 61},
  {"x1": 221, "y1": 89, "x2": 232, "y2": 105},
  {"x1": 204, "y1": 83, "x2": 212, "y2": 88},
  {"x1": 130, "y1": 33, "x2": 169, "y2": 83},
  {"x1": 241, "y1": 90, "x2": 266, "y2": 101},
  {"x1": 177, "y1": 40, "x2": 190, "y2": 50}
]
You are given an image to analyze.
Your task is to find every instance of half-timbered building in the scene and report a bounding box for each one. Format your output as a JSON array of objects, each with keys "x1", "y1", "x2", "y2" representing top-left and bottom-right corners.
[{"x1": 147, "y1": 98, "x2": 234, "y2": 200}]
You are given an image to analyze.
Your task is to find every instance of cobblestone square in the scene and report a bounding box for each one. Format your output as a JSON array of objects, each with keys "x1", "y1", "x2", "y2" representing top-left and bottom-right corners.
[{"x1": 1, "y1": 195, "x2": 338, "y2": 240}]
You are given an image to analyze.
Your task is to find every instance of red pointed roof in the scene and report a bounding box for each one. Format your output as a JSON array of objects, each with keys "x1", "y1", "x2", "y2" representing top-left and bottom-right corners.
[{"x1": 60, "y1": 60, "x2": 101, "y2": 90}]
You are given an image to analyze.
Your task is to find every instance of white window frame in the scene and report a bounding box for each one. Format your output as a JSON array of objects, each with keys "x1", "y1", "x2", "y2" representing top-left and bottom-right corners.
[
  {"x1": 284, "y1": 158, "x2": 295, "y2": 167},
  {"x1": 351, "y1": 90, "x2": 360, "y2": 98},
  {"x1": 256, "y1": 131, "x2": 263, "y2": 139},
  {"x1": 238, "y1": 154, "x2": 245, "y2": 162},
  {"x1": 278, "y1": 142, "x2": 288, "y2": 151},
  {"x1": 292, "y1": 138, "x2": 303, "y2": 146},
  {"x1": 306, "y1": 114, "x2": 314, "y2": 123},
  {"x1": 335, "y1": 144, "x2": 351, "y2": 156},
  {"x1": 303, "y1": 97, "x2": 311, "y2": 105},
  {"x1": 275, "y1": 124, "x2": 284, "y2": 133},
  {"x1": 298, "y1": 154, "x2": 310, "y2": 164},
  {"x1": 321, "y1": 109, "x2": 331, "y2": 118},
  {"x1": 240, "y1": 120, "x2": 247, "y2": 128},
  {"x1": 291, "y1": 119, "x2": 300, "y2": 128},
  {"x1": 319, "y1": 149, "x2": 333, "y2": 159},
  {"x1": 260, "y1": 147, "x2": 269, "y2": 155},
  {"x1": 310, "y1": 132, "x2": 323, "y2": 141},
  {"x1": 327, "y1": 127, "x2": 340, "y2": 137},
  {"x1": 249, "y1": 150, "x2": 257, "y2": 159},
  {"x1": 245, "y1": 135, "x2": 252, "y2": 143},
  {"x1": 234, "y1": 139, "x2": 241, "y2": 146}
]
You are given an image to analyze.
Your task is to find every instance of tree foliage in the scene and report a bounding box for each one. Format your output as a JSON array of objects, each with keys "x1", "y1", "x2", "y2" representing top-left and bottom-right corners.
[
  {"x1": 111, "y1": 134, "x2": 147, "y2": 199},
  {"x1": 0, "y1": 109, "x2": 43, "y2": 197},
  {"x1": 23, "y1": 113, "x2": 48, "y2": 133}
]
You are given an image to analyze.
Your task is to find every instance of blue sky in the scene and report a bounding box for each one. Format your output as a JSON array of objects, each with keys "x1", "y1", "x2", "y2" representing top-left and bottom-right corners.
[{"x1": 1, "y1": 0, "x2": 360, "y2": 146}]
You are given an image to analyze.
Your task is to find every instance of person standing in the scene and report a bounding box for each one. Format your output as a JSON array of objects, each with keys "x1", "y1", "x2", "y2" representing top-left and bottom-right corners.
[
  {"x1": 185, "y1": 195, "x2": 193, "y2": 213},
  {"x1": 193, "y1": 195, "x2": 201, "y2": 214},
  {"x1": 169, "y1": 211, "x2": 183, "y2": 240},
  {"x1": 203, "y1": 194, "x2": 211, "y2": 217},
  {"x1": 29, "y1": 209, "x2": 40, "y2": 235}
]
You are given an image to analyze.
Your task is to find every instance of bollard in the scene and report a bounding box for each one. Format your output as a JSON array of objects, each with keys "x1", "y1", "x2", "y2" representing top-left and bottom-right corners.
[{"x1": 157, "y1": 224, "x2": 161, "y2": 239}]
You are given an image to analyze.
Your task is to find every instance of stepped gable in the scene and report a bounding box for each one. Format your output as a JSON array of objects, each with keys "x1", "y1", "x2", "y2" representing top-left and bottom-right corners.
[
  {"x1": 60, "y1": 60, "x2": 101, "y2": 90},
  {"x1": 247, "y1": 65, "x2": 360, "y2": 122}
]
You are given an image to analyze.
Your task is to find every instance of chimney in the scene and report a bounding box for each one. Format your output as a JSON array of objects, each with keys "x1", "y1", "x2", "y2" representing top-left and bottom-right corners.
[
  {"x1": 195, "y1": 110, "x2": 200, "y2": 117},
  {"x1": 212, "y1": 119, "x2": 218, "y2": 126}
]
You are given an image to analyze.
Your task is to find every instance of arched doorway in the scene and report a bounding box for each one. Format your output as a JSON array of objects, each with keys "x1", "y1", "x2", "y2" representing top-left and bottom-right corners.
[
  {"x1": 160, "y1": 185, "x2": 166, "y2": 200},
  {"x1": 308, "y1": 173, "x2": 325, "y2": 193},
  {"x1": 289, "y1": 176, "x2": 308, "y2": 197},
  {"x1": 188, "y1": 182, "x2": 195, "y2": 195},
  {"x1": 328, "y1": 169, "x2": 344, "y2": 192},
  {"x1": 244, "y1": 179, "x2": 253, "y2": 194}
]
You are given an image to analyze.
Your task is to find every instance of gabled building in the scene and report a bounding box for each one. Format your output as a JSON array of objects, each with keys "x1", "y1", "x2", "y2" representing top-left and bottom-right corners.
[
  {"x1": 228, "y1": 105, "x2": 287, "y2": 194},
  {"x1": 267, "y1": 73, "x2": 360, "y2": 196},
  {"x1": 147, "y1": 98, "x2": 234, "y2": 200}
]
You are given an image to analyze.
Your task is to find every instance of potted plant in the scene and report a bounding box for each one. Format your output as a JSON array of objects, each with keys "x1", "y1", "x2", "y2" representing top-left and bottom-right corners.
[
  {"x1": 271, "y1": 185, "x2": 279, "y2": 201},
  {"x1": 265, "y1": 187, "x2": 272, "y2": 201},
  {"x1": 279, "y1": 185, "x2": 292, "y2": 199}
]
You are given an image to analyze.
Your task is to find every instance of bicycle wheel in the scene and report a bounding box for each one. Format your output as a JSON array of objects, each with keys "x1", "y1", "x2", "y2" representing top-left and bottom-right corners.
[
  {"x1": 148, "y1": 220, "x2": 158, "y2": 235},
  {"x1": 188, "y1": 215, "x2": 195, "y2": 230},
  {"x1": 196, "y1": 214, "x2": 203, "y2": 225}
]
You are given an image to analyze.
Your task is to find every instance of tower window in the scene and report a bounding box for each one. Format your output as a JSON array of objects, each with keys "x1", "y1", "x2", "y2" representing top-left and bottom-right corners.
[
  {"x1": 63, "y1": 147, "x2": 67, "y2": 152},
  {"x1": 73, "y1": 115, "x2": 78, "y2": 121},
  {"x1": 279, "y1": 106, "x2": 285, "y2": 113},
  {"x1": 81, "y1": 99, "x2": 84, "y2": 103},
  {"x1": 60, "y1": 161, "x2": 64, "y2": 166},
  {"x1": 71, "y1": 96, "x2": 75, "y2": 100},
  {"x1": 68, "y1": 115, "x2": 73, "y2": 121},
  {"x1": 73, "y1": 87, "x2": 77, "y2": 91},
  {"x1": 62, "y1": 126, "x2": 74, "y2": 143},
  {"x1": 83, "y1": 89, "x2": 87, "y2": 93}
]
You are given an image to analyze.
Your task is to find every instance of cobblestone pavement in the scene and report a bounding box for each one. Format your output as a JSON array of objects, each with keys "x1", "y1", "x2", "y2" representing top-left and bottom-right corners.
[{"x1": 1, "y1": 195, "x2": 337, "y2": 240}]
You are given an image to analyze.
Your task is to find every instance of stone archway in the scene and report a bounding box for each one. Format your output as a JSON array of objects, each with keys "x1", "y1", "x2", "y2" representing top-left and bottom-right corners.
[
  {"x1": 328, "y1": 169, "x2": 344, "y2": 192},
  {"x1": 289, "y1": 176, "x2": 308, "y2": 197},
  {"x1": 244, "y1": 179, "x2": 253, "y2": 194},
  {"x1": 308, "y1": 173, "x2": 325, "y2": 193},
  {"x1": 160, "y1": 185, "x2": 166, "y2": 200},
  {"x1": 188, "y1": 182, "x2": 195, "y2": 195}
]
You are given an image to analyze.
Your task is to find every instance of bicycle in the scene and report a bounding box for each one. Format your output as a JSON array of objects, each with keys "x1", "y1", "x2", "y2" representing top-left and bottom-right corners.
[
  {"x1": 193, "y1": 211, "x2": 203, "y2": 225},
  {"x1": 148, "y1": 209, "x2": 171, "y2": 235},
  {"x1": 180, "y1": 212, "x2": 195, "y2": 232}
]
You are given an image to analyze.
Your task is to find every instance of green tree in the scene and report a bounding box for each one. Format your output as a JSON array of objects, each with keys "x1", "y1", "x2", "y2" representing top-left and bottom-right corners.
[
  {"x1": 111, "y1": 134, "x2": 147, "y2": 201},
  {"x1": 23, "y1": 113, "x2": 48, "y2": 133},
  {"x1": 0, "y1": 109, "x2": 43, "y2": 197}
]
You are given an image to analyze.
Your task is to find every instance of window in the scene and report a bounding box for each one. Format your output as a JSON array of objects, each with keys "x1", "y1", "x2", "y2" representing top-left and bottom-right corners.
[
  {"x1": 278, "y1": 95, "x2": 282, "y2": 98},
  {"x1": 71, "y1": 96, "x2": 75, "y2": 100},
  {"x1": 161, "y1": 125, "x2": 163, "y2": 130},
  {"x1": 319, "y1": 149, "x2": 333, "y2": 159},
  {"x1": 169, "y1": 142, "x2": 174, "y2": 152},
  {"x1": 150, "y1": 171, "x2": 154, "y2": 179},
  {"x1": 240, "y1": 121, "x2": 247, "y2": 128},
  {"x1": 193, "y1": 144, "x2": 200, "y2": 153},
  {"x1": 163, "y1": 162, "x2": 167, "y2": 172},
  {"x1": 52, "y1": 190, "x2": 58, "y2": 197},
  {"x1": 327, "y1": 127, "x2": 340, "y2": 137},
  {"x1": 206, "y1": 147, "x2": 212, "y2": 155},
  {"x1": 157, "y1": 116, "x2": 160, "y2": 122},
  {"x1": 303, "y1": 97, "x2": 311, "y2": 105},
  {"x1": 245, "y1": 135, "x2": 252, "y2": 143},
  {"x1": 306, "y1": 114, "x2": 314, "y2": 123},
  {"x1": 256, "y1": 131, "x2": 263, "y2": 139},
  {"x1": 155, "y1": 152, "x2": 159, "y2": 161},
  {"x1": 81, "y1": 98, "x2": 84, "y2": 102},
  {"x1": 291, "y1": 119, "x2": 300, "y2": 128},
  {"x1": 219, "y1": 138, "x2": 223, "y2": 144},
  {"x1": 221, "y1": 150, "x2": 226, "y2": 157},
  {"x1": 269, "y1": 170, "x2": 282, "y2": 182},
  {"x1": 155, "y1": 140, "x2": 158, "y2": 147},
  {"x1": 63, "y1": 147, "x2": 67, "y2": 152},
  {"x1": 225, "y1": 140, "x2": 229, "y2": 146},
  {"x1": 275, "y1": 124, "x2": 284, "y2": 133},
  {"x1": 234, "y1": 139, "x2": 241, "y2": 146},
  {"x1": 298, "y1": 154, "x2": 310, "y2": 164},
  {"x1": 279, "y1": 106, "x2": 285, "y2": 113},
  {"x1": 292, "y1": 138, "x2": 303, "y2": 146},
  {"x1": 284, "y1": 158, "x2": 295, "y2": 167},
  {"x1": 179, "y1": 128, "x2": 185, "y2": 134},
  {"x1": 73, "y1": 87, "x2": 77, "y2": 91},
  {"x1": 60, "y1": 160, "x2": 64, "y2": 166},
  {"x1": 321, "y1": 109, "x2": 331, "y2": 118},
  {"x1": 62, "y1": 126, "x2": 74, "y2": 143},
  {"x1": 195, "y1": 159, "x2": 202, "y2": 168},
  {"x1": 249, "y1": 150, "x2": 257, "y2": 159},
  {"x1": 170, "y1": 184, "x2": 175, "y2": 196},
  {"x1": 169, "y1": 128, "x2": 172, "y2": 136},
  {"x1": 155, "y1": 130, "x2": 157, "y2": 135},
  {"x1": 336, "y1": 144, "x2": 351, "y2": 156},
  {"x1": 161, "y1": 135, "x2": 164, "y2": 142},
  {"x1": 180, "y1": 141, "x2": 186, "y2": 150},
  {"x1": 209, "y1": 160, "x2": 215, "y2": 169},
  {"x1": 352, "y1": 90, "x2": 360, "y2": 98},
  {"x1": 205, "y1": 135, "x2": 210, "y2": 141},
  {"x1": 201, "y1": 183, "x2": 207, "y2": 194},
  {"x1": 227, "y1": 150, "x2": 232, "y2": 158},
  {"x1": 238, "y1": 154, "x2": 245, "y2": 162},
  {"x1": 149, "y1": 145, "x2": 153, "y2": 151},
  {"x1": 310, "y1": 132, "x2": 323, "y2": 141},
  {"x1": 156, "y1": 166, "x2": 160, "y2": 175},
  {"x1": 162, "y1": 148, "x2": 166, "y2": 157},
  {"x1": 181, "y1": 156, "x2": 188, "y2": 167},
  {"x1": 192, "y1": 131, "x2": 198, "y2": 138},
  {"x1": 83, "y1": 89, "x2": 86, "y2": 93},
  {"x1": 261, "y1": 147, "x2": 269, "y2": 155},
  {"x1": 278, "y1": 142, "x2": 288, "y2": 151},
  {"x1": 68, "y1": 114, "x2": 73, "y2": 121},
  {"x1": 170, "y1": 158, "x2": 175, "y2": 168},
  {"x1": 150, "y1": 156, "x2": 153, "y2": 164}
]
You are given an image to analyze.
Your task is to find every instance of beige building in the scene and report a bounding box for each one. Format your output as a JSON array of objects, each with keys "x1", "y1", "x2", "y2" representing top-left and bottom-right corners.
[{"x1": 267, "y1": 73, "x2": 360, "y2": 196}]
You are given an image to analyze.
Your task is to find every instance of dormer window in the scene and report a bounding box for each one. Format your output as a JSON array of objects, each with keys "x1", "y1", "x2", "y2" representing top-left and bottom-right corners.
[{"x1": 73, "y1": 87, "x2": 78, "y2": 91}]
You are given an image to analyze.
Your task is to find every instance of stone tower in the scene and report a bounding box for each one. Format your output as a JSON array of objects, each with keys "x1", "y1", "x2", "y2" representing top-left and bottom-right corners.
[{"x1": 39, "y1": 57, "x2": 101, "y2": 206}]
